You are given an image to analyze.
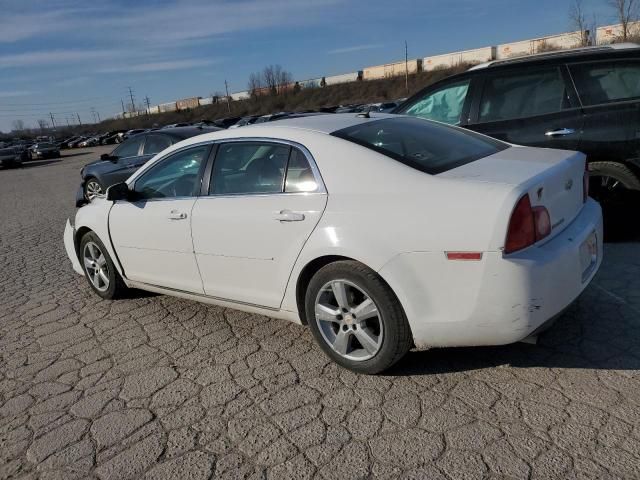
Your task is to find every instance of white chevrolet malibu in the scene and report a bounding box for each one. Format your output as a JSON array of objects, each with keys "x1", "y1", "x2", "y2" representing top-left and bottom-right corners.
[{"x1": 64, "y1": 114, "x2": 602, "y2": 373}]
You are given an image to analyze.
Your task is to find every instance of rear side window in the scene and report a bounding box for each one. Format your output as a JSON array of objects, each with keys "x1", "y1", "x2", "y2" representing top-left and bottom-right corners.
[
  {"x1": 402, "y1": 79, "x2": 470, "y2": 125},
  {"x1": 143, "y1": 135, "x2": 172, "y2": 155},
  {"x1": 285, "y1": 149, "x2": 319, "y2": 192},
  {"x1": 570, "y1": 60, "x2": 640, "y2": 106},
  {"x1": 332, "y1": 117, "x2": 508, "y2": 175},
  {"x1": 479, "y1": 68, "x2": 567, "y2": 122}
]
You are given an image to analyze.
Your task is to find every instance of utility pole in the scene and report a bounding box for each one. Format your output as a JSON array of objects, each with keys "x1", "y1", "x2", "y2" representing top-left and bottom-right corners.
[
  {"x1": 96, "y1": 110, "x2": 101, "y2": 122},
  {"x1": 49, "y1": 112, "x2": 56, "y2": 128},
  {"x1": 224, "y1": 80, "x2": 231, "y2": 113},
  {"x1": 405, "y1": 40, "x2": 409, "y2": 95},
  {"x1": 121, "y1": 98, "x2": 126, "y2": 114},
  {"x1": 144, "y1": 96, "x2": 151, "y2": 115},
  {"x1": 65, "y1": 117, "x2": 70, "y2": 127},
  {"x1": 76, "y1": 113, "x2": 82, "y2": 125},
  {"x1": 127, "y1": 87, "x2": 136, "y2": 113}
]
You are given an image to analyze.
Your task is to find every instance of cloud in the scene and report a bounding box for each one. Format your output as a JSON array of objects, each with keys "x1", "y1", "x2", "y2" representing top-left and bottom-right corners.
[
  {"x1": 327, "y1": 44, "x2": 383, "y2": 55},
  {"x1": 0, "y1": 49, "x2": 118, "y2": 68},
  {"x1": 54, "y1": 76, "x2": 90, "y2": 87},
  {"x1": 97, "y1": 59, "x2": 221, "y2": 74},
  {"x1": 0, "y1": 90, "x2": 34, "y2": 97}
]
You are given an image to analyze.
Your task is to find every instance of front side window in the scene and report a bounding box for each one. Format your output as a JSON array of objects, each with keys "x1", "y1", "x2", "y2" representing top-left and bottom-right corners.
[
  {"x1": 143, "y1": 135, "x2": 173, "y2": 155},
  {"x1": 570, "y1": 60, "x2": 640, "y2": 106},
  {"x1": 402, "y1": 79, "x2": 470, "y2": 125},
  {"x1": 210, "y1": 142, "x2": 290, "y2": 195},
  {"x1": 113, "y1": 137, "x2": 144, "y2": 158},
  {"x1": 133, "y1": 145, "x2": 208, "y2": 200},
  {"x1": 332, "y1": 117, "x2": 507, "y2": 175},
  {"x1": 479, "y1": 68, "x2": 567, "y2": 122}
]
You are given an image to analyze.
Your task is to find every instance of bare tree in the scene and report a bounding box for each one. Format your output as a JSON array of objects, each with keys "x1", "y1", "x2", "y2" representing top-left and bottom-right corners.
[
  {"x1": 569, "y1": 0, "x2": 592, "y2": 45},
  {"x1": 248, "y1": 72, "x2": 263, "y2": 97},
  {"x1": 12, "y1": 120, "x2": 25, "y2": 132},
  {"x1": 37, "y1": 119, "x2": 48, "y2": 131},
  {"x1": 608, "y1": 0, "x2": 639, "y2": 41}
]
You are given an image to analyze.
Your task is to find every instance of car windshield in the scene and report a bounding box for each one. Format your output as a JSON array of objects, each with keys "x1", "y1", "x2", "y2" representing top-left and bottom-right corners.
[{"x1": 331, "y1": 117, "x2": 508, "y2": 174}]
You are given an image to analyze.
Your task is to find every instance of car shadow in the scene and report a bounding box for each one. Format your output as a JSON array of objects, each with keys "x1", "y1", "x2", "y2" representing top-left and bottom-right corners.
[
  {"x1": 21, "y1": 159, "x2": 63, "y2": 168},
  {"x1": 61, "y1": 151, "x2": 95, "y2": 158},
  {"x1": 385, "y1": 283, "x2": 640, "y2": 376}
]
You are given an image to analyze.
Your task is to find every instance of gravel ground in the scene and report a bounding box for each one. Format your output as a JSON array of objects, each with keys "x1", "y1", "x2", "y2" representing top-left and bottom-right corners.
[{"x1": 1, "y1": 146, "x2": 639, "y2": 479}]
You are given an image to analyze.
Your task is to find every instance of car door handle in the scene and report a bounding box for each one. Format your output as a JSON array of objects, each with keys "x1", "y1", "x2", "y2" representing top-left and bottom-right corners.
[
  {"x1": 168, "y1": 210, "x2": 187, "y2": 220},
  {"x1": 545, "y1": 128, "x2": 575, "y2": 137},
  {"x1": 274, "y1": 210, "x2": 305, "y2": 222}
]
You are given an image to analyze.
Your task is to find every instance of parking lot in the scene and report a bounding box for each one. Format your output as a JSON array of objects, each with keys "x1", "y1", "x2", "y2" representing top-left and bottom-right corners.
[{"x1": 0, "y1": 146, "x2": 638, "y2": 479}]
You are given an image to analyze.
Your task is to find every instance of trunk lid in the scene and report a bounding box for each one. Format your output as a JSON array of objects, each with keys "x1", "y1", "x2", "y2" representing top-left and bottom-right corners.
[{"x1": 439, "y1": 146, "x2": 586, "y2": 239}]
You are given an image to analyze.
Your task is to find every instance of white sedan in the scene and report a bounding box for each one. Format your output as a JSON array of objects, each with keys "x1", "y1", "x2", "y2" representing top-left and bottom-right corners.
[{"x1": 64, "y1": 113, "x2": 603, "y2": 374}]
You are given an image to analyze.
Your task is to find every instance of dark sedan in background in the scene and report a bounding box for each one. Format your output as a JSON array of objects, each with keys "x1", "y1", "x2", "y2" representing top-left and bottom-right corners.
[{"x1": 79, "y1": 126, "x2": 220, "y2": 204}]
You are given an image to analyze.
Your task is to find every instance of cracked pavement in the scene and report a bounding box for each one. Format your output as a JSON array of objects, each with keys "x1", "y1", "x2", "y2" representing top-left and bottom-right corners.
[{"x1": 1, "y1": 146, "x2": 639, "y2": 479}]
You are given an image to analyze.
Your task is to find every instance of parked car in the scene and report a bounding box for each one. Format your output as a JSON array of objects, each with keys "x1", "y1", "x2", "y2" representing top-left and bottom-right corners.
[
  {"x1": 101, "y1": 132, "x2": 125, "y2": 145},
  {"x1": 395, "y1": 43, "x2": 640, "y2": 213},
  {"x1": 30, "y1": 142, "x2": 61, "y2": 159},
  {"x1": 68, "y1": 137, "x2": 87, "y2": 148},
  {"x1": 64, "y1": 114, "x2": 602, "y2": 374},
  {"x1": 78, "y1": 136, "x2": 101, "y2": 148},
  {"x1": 59, "y1": 136, "x2": 80, "y2": 149},
  {"x1": 230, "y1": 116, "x2": 259, "y2": 128},
  {"x1": 212, "y1": 117, "x2": 242, "y2": 129},
  {"x1": 78, "y1": 126, "x2": 220, "y2": 202},
  {"x1": 0, "y1": 145, "x2": 28, "y2": 168}
]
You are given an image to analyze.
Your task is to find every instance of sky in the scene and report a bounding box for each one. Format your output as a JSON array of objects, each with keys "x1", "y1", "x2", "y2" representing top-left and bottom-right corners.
[{"x1": 0, "y1": 0, "x2": 614, "y2": 133}]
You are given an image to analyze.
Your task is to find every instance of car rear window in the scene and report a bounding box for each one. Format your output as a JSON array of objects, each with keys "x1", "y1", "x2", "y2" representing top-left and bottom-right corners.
[
  {"x1": 331, "y1": 117, "x2": 508, "y2": 174},
  {"x1": 570, "y1": 60, "x2": 640, "y2": 106}
]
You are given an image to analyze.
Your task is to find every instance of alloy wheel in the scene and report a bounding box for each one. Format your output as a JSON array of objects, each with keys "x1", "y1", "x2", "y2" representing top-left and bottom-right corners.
[
  {"x1": 314, "y1": 280, "x2": 383, "y2": 361},
  {"x1": 83, "y1": 241, "x2": 110, "y2": 292},
  {"x1": 85, "y1": 181, "x2": 103, "y2": 200}
]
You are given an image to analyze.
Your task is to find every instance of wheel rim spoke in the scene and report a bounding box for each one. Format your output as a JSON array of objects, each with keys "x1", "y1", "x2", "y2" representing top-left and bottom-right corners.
[
  {"x1": 353, "y1": 298, "x2": 378, "y2": 322},
  {"x1": 316, "y1": 304, "x2": 340, "y2": 323},
  {"x1": 354, "y1": 327, "x2": 379, "y2": 355},
  {"x1": 332, "y1": 330, "x2": 350, "y2": 355},
  {"x1": 331, "y1": 281, "x2": 349, "y2": 309},
  {"x1": 96, "y1": 254, "x2": 106, "y2": 267},
  {"x1": 98, "y1": 269, "x2": 109, "y2": 286},
  {"x1": 315, "y1": 279, "x2": 384, "y2": 362}
]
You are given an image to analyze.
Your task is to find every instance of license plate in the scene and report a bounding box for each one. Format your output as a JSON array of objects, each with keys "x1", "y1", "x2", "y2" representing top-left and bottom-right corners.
[{"x1": 580, "y1": 231, "x2": 598, "y2": 282}]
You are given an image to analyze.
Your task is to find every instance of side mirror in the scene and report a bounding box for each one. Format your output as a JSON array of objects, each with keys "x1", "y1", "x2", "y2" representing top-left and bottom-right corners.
[{"x1": 106, "y1": 182, "x2": 131, "y2": 202}]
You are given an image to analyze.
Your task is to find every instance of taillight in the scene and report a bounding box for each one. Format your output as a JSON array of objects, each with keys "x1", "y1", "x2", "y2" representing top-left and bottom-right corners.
[
  {"x1": 504, "y1": 194, "x2": 551, "y2": 254},
  {"x1": 583, "y1": 161, "x2": 589, "y2": 203}
]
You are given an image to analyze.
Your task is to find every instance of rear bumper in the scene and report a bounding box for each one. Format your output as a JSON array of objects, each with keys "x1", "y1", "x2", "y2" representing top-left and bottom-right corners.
[
  {"x1": 64, "y1": 219, "x2": 84, "y2": 276},
  {"x1": 379, "y1": 199, "x2": 603, "y2": 349}
]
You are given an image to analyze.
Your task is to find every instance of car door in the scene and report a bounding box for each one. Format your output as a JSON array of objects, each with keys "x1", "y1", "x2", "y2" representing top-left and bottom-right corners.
[
  {"x1": 103, "y1": 135, "x2": 146, "y2": 185},
  {"x1": 191, "y1": 141, "x2": 328, "y2": 309},
  {"x1": 567, "y1": 58, "x2": 640, "y2": 165},
  {"x1": 108, "y1": 144, "x2": 212, "y2": 293},
  {"x1": 467, "y1": 65, "x2": 584, "y2": 150}
]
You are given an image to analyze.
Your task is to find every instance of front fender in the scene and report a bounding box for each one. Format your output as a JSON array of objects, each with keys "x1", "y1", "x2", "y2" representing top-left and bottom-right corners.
[{"x1": 72, "y1": 199, "x2": 124, "y2": 276}]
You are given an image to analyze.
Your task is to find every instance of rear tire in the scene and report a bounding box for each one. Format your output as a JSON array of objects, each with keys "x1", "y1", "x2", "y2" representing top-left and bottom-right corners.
[
  {"x1": 589, "y1": 161, "x2": 640, "y2": 240},
  {"x1": 305, "y1": 260, "x2": 412, "y2": 374},
  {"x1": 79, "y1": 231, "x2": 128, "y2": 300}
]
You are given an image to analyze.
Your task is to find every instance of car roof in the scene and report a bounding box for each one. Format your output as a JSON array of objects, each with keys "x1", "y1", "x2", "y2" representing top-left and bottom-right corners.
[
  {"x1": 469, "y1": 43, "x2": 640, "y2": 71},
  {"x1": 252, "y1": 112, "x2": 397, "y2": 133}
]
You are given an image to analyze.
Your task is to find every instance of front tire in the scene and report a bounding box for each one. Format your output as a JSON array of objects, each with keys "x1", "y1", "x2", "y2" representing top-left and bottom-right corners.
[
  {"x1": 305, "y1": 261, "x2": 412, "y2": 374},
  {"x1": 80, "y1": 232, "x2": 127, "y2": 300}
]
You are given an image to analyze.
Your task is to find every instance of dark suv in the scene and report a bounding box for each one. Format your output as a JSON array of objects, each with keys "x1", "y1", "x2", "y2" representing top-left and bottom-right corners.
[
  {"x1": 395, "y1": 44, "x2": 640, "y2": 213},
  {"x1": 79, "y1": 126, "x2": 220, "y2": 204}
]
